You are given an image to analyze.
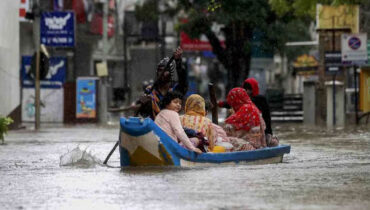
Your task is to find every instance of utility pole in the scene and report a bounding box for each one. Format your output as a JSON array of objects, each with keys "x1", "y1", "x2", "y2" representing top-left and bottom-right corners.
[
  {"x1": 98, "y1": 0, "x2": 109, "y2": 124},
  {"x1": 32, "y1": 0, "x2": 41, "y2": 130}
]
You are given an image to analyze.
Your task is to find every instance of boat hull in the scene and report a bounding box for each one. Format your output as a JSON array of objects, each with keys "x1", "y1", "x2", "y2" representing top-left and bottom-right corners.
[{"x1": 119, "y1": 117, "x2": 290, "y2": 167}]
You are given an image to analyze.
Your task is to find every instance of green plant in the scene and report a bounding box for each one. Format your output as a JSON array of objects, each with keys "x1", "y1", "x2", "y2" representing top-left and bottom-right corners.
[{"x1": 0, "y1": 116, "x2": 13, "y2": 144}]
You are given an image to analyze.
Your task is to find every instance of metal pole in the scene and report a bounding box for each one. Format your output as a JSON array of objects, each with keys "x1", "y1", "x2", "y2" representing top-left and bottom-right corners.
[
  {"x1": 331, "y1": 17, "x2": 336, "y2": 126},
  {"x1": 123, "y1": 11, "x2": 129, "y2": 103},
  {"x1": 33, "y1": 9, "x2": 41, "y2": 130},
  {"x1": 333, "y1": 73, "x2": 336, "y2": 126},
  {"x1": 354, "y1": 66, "x2": 359, "y2": 124},
  {"x1": 35, "y1": 50, "x2": 41, "y2": 130}
]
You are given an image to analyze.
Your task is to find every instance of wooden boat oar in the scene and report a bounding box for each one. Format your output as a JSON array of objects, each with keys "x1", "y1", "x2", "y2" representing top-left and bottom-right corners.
[
  {"x1": 103, "y1": 140, "x2": 119, "y2": 165},
  {"x1": 208, "y1": 83, "x2": 218, "y2": 125}
]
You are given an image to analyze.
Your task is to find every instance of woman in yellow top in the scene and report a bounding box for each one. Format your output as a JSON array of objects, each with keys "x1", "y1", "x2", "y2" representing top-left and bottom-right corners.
[{"x1": 180, "y1": 94, "x2": 215, "y2": 151}]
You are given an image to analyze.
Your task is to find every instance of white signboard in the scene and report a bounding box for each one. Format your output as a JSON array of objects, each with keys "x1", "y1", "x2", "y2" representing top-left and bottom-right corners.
[
  {"x1": 341, "y1": 33, "x2": 368, "y2": 65},
  {"x1": 22, "y1": 88, "x2": 64, "y2": 122}
]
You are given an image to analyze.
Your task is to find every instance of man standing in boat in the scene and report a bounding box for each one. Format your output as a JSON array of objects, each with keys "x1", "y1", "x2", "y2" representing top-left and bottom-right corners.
[{"x1": 136, "y1": 47, "x2": 188, "y2": 119}]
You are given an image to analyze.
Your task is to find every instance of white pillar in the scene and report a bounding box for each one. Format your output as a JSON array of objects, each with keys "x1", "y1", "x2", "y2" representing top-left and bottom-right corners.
[{"x1": 325, "y1": 81, "x2": 345, "y2": 127}]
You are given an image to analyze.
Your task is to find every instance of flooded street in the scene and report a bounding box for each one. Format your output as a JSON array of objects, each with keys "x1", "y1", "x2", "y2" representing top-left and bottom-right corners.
[{"x1": 0, "y1": 123, "x2": 369, "y2": 210}]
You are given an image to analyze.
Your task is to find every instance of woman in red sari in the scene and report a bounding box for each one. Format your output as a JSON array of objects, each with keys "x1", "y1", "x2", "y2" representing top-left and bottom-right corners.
[{"x1": 224, "y1": 88, "x2": 267, "y2": 151}]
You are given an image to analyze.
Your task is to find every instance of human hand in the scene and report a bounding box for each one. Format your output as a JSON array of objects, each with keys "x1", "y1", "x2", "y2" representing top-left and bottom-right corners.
[
  {"x1": 192, "y1": 148, "x2": 202, "y2": 154},
  {"x1": 173, "y1": 47, "x2": 183, "y2": 60}
]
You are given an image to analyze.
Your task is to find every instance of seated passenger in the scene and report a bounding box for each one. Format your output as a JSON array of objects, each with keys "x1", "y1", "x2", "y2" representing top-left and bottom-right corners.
[
  {"x1": 224, "y1": 88, "x2": 267, "y2": 151},
  {"x1": 180, "y1": 94, "x2": 216, "y2": 151},
  {"x1": 218, "y1": 77, "x2": 278, "y2": 147},
  {"x1": 154, "y1": 91, "x2": 202, "y2": 154}
]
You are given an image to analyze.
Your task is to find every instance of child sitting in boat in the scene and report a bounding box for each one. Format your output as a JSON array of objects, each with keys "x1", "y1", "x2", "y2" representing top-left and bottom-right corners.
[
  {"x1": 154, "y1": 91, "x2": 202, "y2": 154},
  {"x1": 224, "y1": 88, "x2": 267, "y2": 151}
]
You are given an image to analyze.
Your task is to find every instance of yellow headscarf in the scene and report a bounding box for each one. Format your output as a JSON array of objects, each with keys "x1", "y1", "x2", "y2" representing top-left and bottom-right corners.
[
  {"x1": 184, "y1": 94, "x2": 206, "y2": 116},
  {"x1": 181, "y1": 94, "x2": 214, "y2": 150}
]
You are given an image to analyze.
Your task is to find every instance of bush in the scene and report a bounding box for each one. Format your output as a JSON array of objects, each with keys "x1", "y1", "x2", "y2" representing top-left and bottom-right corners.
[{"x1": 0, "y1": 116, "x2": 13, "y2": 143}]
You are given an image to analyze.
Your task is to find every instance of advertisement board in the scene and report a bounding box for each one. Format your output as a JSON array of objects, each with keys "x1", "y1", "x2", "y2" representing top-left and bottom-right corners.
[
  {"x1": 21, "y1": 56, "x2": 66, "y2": 88},
  {"x1": 76, "y1": 78, "x2": 97, "y2": 119},
  {"x1": 316, "y1": 4, "x2": 359, "y2": 33},
  {"x1": 40, "y1": 11, "x2": 75, "y2": 47},
  {"x1": 22, "y1": 88, "x2": 64, "y2": 122}
]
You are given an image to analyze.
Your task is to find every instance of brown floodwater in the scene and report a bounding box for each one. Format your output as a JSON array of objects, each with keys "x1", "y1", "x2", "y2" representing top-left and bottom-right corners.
[{"x1": 0, "y1": 123, "x2": 369, "y2": 209}]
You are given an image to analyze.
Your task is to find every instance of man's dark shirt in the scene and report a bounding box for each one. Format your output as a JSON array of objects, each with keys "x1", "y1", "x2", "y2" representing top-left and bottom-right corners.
[{"x1": 252, "y1": 95, "x2": 272, "y2": 135}]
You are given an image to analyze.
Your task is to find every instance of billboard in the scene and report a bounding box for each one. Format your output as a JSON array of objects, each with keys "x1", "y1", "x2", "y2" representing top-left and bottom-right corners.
[
  {"x1": 316, "y1": 4, "x2": 359, "y2": 33},
  {"x1": 40, "y1": 11, "x2": 75, "y2": 47},
  {"x1": 76, "y1": 78, "x2": 97, "y2": 119},
  {"x1": 21, "y1": 56, "x2": 67, "y2": 89}
]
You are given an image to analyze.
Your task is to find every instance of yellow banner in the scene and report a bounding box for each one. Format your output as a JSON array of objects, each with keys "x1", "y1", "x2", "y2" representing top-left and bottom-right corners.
[{"x1": 316, "y1": 4, "x2": 359, "y2": 33}]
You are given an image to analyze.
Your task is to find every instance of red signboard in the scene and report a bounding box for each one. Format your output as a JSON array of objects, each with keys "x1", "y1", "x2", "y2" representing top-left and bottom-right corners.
[
  {"x1": 180, "y1": 32, "x2": 225, "y2": 52},
  {"x1": 180, "y1": 19, "x2": 225, "y2": 51}
]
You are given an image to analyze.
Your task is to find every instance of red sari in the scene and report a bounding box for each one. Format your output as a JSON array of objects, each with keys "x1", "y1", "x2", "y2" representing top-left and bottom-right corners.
[{"x1": 225, "y1": 88, "x2": 266, "y2": 151}]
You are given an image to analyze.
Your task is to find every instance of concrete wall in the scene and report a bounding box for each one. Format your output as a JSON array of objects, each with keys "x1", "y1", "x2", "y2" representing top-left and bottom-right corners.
[{"x1": 0, "y1": 0, "x2": 20, "y2": 116}]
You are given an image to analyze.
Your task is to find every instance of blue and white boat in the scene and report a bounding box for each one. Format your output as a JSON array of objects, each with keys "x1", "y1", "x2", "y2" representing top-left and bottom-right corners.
[{"x1": 119, "y1": 117, "x2": 291, "y2": 167}]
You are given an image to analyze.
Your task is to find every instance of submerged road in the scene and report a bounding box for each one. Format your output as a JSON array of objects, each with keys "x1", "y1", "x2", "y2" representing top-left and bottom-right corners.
[{"x1": 0, "y1": 123, "x2": 369, "y2": 209}]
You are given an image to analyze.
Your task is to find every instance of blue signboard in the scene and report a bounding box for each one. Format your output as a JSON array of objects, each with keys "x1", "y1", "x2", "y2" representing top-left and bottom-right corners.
[
  {"x1": 40, "y1": 11, "x2": 75, "y2": 47},
  {"x1": 21, "y1": 56, "x2": 67, "y2": 89},
  {"x1": 76, "y1": 78, "x2": 97, "y2": 119}
]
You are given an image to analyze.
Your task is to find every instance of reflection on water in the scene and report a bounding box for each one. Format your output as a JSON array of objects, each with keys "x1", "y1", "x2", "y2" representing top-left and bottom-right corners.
[{"x1": 0, "y1": 123, "x2": 369, "y2": 209}]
